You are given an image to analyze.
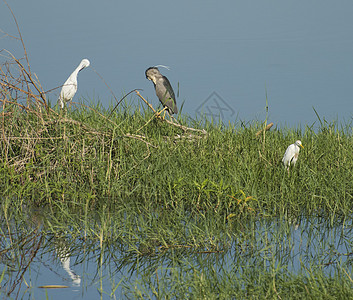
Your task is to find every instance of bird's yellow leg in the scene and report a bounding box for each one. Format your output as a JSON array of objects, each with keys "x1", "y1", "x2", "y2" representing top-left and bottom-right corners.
[
  {"x1": 155, "y1": 106, "x2": 168, "y2": 120},
  {"x1": 169, "y1": 113, "x2": 179, "y2": 124}
]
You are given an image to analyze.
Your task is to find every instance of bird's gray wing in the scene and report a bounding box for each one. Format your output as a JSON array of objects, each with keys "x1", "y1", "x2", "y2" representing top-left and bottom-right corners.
[
  {"x1": 161, "y1": 76, "x2": 177, "y2": 113},
  {"x1": 162, "y1": 76, "x2": 176, "y2": 101}
]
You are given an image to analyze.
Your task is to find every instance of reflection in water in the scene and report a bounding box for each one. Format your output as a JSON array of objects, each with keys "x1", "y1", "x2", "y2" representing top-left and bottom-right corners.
[
  {"x1": 1, "y1": 212, "x2": 353, "y2": 299},
  {"x1": 0, "y1": 217, "x2": 44, "y2": 297},
  {"x1": 58, "y1": 248, "x2": 81, "y2": 287}
]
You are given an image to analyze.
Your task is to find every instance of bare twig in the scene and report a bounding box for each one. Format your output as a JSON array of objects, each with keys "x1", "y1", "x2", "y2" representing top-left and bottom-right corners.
[
  {"x1": 256, "y1": 122, "x2": 274, "y2": 137},
  {"x1": 3, "y1": 0, "x2": 31, "y2": 74},
  {"x1": 108, "y1": 88, "x2": 143, "y2": 118},
  {"x1": 7, "y1": 51, "x2": 48, "y2": 108},
  {"x1": 164, "y1": 118, "x2": 208, "y2": 134},
  {"x1": 0, "y1": 28, "x2": 19, "y2": 40},
  {"x1": 135, "y1": 90, "x2": 156, "y2": 113},
  {"x1": 136, "y1": 90, "x2": 208, "y2": 135},
  {"x1": 124, "y1": 133, "x2": 157, "y2": 148}
]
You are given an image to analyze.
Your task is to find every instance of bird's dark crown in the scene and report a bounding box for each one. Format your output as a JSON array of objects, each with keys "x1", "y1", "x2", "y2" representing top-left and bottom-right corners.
[{"x1": 145, "y1": 67, "x2": 160, "y2": 79}]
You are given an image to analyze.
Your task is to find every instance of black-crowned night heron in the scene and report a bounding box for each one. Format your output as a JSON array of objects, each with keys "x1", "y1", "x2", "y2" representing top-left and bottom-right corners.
[
  {"x1": 145, "y1": 67, "x2": 178, "y2": 118},
  {"x1": 58, "y1": 59, "x2": 90, "y2": 109},
  {"x1": 282, "y1": 140, "x2": 304, "y2": 172}
]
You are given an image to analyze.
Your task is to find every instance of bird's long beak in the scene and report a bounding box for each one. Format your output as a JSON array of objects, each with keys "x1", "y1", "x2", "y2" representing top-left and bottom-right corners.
[{"x1": 300, "y1": 144, "x2": 304, "y2": 149}]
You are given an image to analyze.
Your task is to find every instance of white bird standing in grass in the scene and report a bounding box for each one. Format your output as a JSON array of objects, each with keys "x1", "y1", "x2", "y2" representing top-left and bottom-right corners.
[
  {"x1": 58, "y1": 59, "x2": 90, "y2": 109},
  {"x1": 282, "y1": 140, "x2": 304, "y2": 173}
]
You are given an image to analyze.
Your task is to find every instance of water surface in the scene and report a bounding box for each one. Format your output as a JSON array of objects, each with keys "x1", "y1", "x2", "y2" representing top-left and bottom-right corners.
[
  {"x1": 2, "y1": 212, "x2": 352, "y2": 299},
  {"x1": 1, "y1": 1, "x2": 353, "y2": 127}
]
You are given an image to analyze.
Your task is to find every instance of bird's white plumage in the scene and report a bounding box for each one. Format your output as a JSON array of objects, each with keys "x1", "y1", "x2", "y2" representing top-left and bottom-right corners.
[
  {"x1": 282, "y1": 140, "x2": 304, "y2": 171},
  {"x1": 58, "y1": 59, "x2": 90, "y2": 109}
]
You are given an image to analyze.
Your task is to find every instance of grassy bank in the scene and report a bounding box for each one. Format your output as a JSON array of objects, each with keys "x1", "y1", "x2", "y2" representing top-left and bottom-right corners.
[{"x1": 1, "y1": 98, "x2": 353, "y2": 219}]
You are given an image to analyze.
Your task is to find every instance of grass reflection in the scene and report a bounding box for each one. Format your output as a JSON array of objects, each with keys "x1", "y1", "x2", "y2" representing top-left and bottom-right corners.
[{"x1": 1, "y1": 205, "x2": 353, "y2": 299}]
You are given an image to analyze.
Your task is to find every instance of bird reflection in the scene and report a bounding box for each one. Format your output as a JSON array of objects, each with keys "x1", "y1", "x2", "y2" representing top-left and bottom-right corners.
[{"x1": 57, "y1": 247, "x2": 81, "y2": 286}]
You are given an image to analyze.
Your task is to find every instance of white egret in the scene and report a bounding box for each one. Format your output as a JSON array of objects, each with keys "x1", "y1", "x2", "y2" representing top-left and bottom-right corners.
[
  {"x1": 58, "y1": 58, "x2": 90, "y2": 109},
  {"x1": 282, "y1": 140, "x2": 304, "y2": 172}
]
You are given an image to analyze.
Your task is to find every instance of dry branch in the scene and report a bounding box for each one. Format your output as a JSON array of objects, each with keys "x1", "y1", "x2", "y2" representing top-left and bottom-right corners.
[
  {"x1": 135, "y1": 90, "x2": 208, "y2": 135},
  {"x1": 256, "y1": 122, "x2": 274, "y2": 137}
]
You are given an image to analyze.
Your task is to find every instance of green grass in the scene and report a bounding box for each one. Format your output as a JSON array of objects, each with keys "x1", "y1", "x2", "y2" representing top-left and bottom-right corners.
[
  {"x1": 1, "y1": 100, "x2": 353, "y2": 299},
  {"x1": 1, "y1": 100, "x2": 353, "y2": 218}
]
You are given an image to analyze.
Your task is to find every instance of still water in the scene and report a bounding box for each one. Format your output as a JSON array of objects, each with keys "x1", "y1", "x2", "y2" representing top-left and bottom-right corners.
[
  {"x1": 1, "y1": 213, "x2": 352, "y2": 299},
  {"x1": 1, "y1": 1, "x2": 353, "y2": 127}
]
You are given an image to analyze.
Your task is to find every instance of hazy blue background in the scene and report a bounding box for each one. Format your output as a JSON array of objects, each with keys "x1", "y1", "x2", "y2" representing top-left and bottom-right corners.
[{"x1": 1, "y1": 0, "x2": 353, "y2": 127}]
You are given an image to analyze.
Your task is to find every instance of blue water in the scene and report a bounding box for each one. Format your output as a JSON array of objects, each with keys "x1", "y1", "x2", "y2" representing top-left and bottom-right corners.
[
  {"x1": 1, "y1": 1, "x2": 353, "y2": 127},
  {"x1": 2, "y1": 217, "x2": 352, "y2": 299}
]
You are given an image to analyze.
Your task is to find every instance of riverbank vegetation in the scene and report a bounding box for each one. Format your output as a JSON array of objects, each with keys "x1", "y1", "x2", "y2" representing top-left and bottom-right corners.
[
  {"x1": 1, "y1": 93, "x2": 352, "y2": 218},
  {"x1": 1, "y1": 15, "x2": 353, "y2": 298}
]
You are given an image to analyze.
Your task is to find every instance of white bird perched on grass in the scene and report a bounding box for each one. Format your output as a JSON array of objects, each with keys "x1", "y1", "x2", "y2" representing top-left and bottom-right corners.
[
  {"x1": 282, "y1": 140, "x2": 304, "y2": 173},
  {"x1": 58, "y1": 58, "x2": 90, "y2": 109}
]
